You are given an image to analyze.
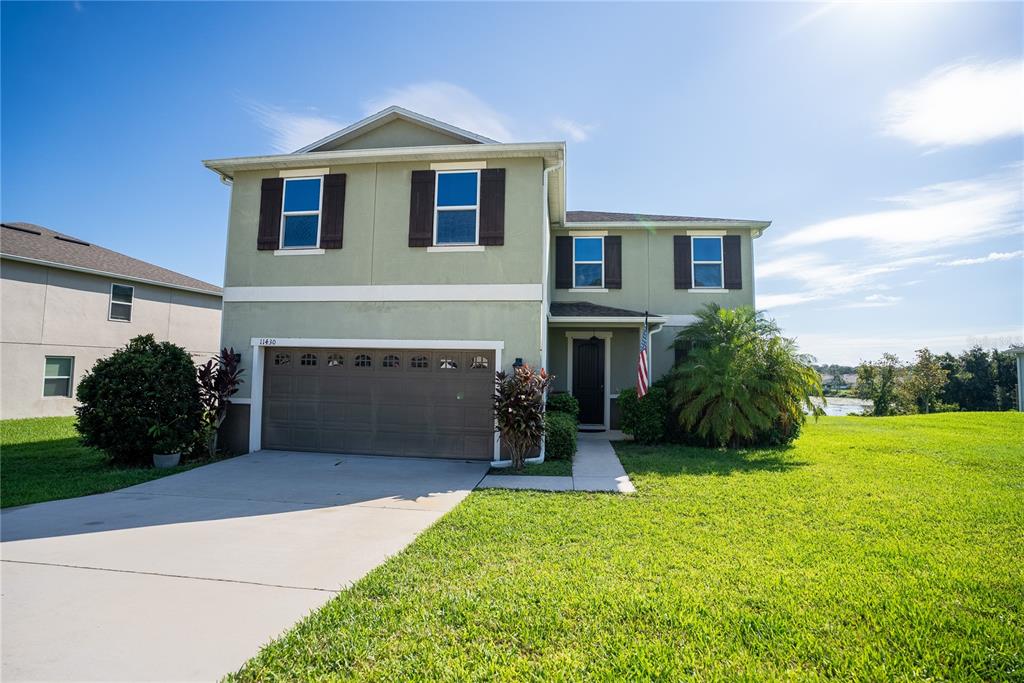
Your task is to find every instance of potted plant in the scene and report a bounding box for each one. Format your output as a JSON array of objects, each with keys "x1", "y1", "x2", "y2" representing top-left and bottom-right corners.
[{"x1": 147, "y1": 418, "x2": 185, "y2": 468}]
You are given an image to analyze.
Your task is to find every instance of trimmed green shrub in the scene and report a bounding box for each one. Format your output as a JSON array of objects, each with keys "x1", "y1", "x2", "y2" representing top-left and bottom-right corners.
[
  {"x1": 618, "y1": 385, "x2": 669, "y2": 445},
  {"x1": 76, "y1": 334, "x2": 203, "y2": 466},
  {"x1": 546, "y1": 392, "x2": 580, "y2": 421},
  {"x1": 544, "y1": 411, "x2": 578, "y2": 461}
]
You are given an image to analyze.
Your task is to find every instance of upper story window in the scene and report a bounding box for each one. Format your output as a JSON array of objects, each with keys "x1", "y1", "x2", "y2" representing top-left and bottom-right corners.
[
  {"x1": 573, "y1": 237, "x2": 604, "y2": 288},
  {"x1": 109, "y1": 284, "x2": 134, "y2": 322},
  {"x1": 281, "y1": 177, "x2": 322, "y2": 249},
  {"x1": 434, "y1": 170, "x2": 479, "y2": 245},
  {"x1": 692, "y1": 236, "x2": 724, "y2": 288}
]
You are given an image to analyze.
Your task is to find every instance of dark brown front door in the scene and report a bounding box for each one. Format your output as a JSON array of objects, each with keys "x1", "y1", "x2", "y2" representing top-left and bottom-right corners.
[
  {"x1": 573, "y1": 338, "x2": 604, "y2": 425},
  {"x1": 262, "y1": 348, "x2": 495, "y2": 459}
]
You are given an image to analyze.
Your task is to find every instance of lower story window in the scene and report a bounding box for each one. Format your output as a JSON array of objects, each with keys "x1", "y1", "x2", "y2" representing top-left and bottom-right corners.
[{"x1": 43, "y1": 356, "x2": 74, "y2": 397}]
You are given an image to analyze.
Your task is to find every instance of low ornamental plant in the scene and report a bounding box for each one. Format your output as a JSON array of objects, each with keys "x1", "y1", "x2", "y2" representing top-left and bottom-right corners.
[
  {"x1": 544, "y1": 411, "x2": 577, "y2": 460},
  {"x1": 196, "y1": 348, "x2": 245, "y2": 456},
  {"x1": 76, "y1": 334, "x2": 202, "y2": 466},
  {"x1": 494, "y1": 364, "x2": 552, "y2": 470},
  {"x1": 546, "y1": 392, "x2": 580, "y2": 422},
  {"x1": 617, "y1": 385, "x2": 669, "y2": 445}
]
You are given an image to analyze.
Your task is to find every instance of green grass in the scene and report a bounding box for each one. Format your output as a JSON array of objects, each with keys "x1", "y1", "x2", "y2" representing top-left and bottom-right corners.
[
  {"x1": 1, "y1": 417, "x2": 215, "y2": 508},
  {"x1": 231, "y1": 412, "x2": 1024, "y2": 681},
  {"x1": 488, "y1": 458, "x2": 573, "y2": 476}
]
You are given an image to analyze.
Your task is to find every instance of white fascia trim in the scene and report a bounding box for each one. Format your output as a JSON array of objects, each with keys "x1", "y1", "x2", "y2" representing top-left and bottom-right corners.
[
  {"x1": 295, "y1": 106, "x2": 498, "y2": 153},
  {"x1": 279, "y1": 168, "x2": 330, "y2": 178},
  {"x1": 561, "y1": 221, "x2": 771, "y2": 230},
  {"x1": 223, "y1": 283, "x2": 542, "y2": 303},
  {"x1": 431, "y1": 160, "x2": 486, "y2": 170},
  {"x1": 0, "y1": 254, "x2": 222, "y2": 297},
  {"x1": 251, "y1": 337, "x2": 504, "y2": 350},
  {"x1": 548, "y1": 315, "x2": 667, "y2": 324},
  {"x1": 685, "y1": 229, "x2": 726, "y2": 236},
  {"x1": 425, "y1": 245, "x2": 485, "y2": 253},
  {"x1": 663, "y1": 314, "x2": 699, "y2": 326},
  {"x1": 568, "y1": 229, "x2": 608, "y2": 237},
  {"x1": 273, "y1": 248, "x2": 325, "y2": 256},
  {"x1": 204, "y1": 142, "x2": 565, "y2": 179}
]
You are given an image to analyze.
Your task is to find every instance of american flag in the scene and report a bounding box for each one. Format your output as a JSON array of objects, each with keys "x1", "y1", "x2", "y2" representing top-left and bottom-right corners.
[{"x1": 637, "y1": 315, "x2": 650, "y2": 398}]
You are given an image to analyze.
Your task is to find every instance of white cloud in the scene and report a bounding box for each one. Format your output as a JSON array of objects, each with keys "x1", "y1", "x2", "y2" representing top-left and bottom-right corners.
[
  {"x1": 364, "y1": 82, "x2": 512, "y2": 142},
  {"x1": 843, "y1": 294, "x2": 903, "y2": 309},
  {"x1": 757, "y1": 292, "x2": 825, "y2": 309},
  {"x1": 775, "y1": 167, "x2": 1022, "y2": 254},
  {"x1": 883, "y1": 59, "x2": 1024, "y2": 147},
  {"x1": 939, "y1": 250, "x2": 1024, "y2": 267},
  {"x1": 552, "y1": 118, "x2": 597, "y2": 142},
  {"x1": 245, "y1": 102, "x2": 345, "y2": 153}
]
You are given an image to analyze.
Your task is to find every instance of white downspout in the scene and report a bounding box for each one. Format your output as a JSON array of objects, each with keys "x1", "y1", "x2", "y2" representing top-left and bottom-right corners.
[{"x1": 493, "y1": 159, "x2": 564, "y2": 469}]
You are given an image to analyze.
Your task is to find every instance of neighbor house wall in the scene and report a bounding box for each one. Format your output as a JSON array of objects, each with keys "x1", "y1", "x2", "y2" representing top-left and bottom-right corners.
[{"x1": 0, "y1": 259, "x2": 222, "y2": 419}]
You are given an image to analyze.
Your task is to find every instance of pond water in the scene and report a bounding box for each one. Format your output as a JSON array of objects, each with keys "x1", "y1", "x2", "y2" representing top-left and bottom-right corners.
[{"x1": 811, "y1": 396, "x2": 873, "y2": 416}]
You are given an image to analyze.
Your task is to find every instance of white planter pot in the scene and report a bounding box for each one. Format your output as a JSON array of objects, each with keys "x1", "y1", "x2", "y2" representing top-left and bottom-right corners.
[{"x1": 153, "y1": 453, "x2": 181, "y2": 469}]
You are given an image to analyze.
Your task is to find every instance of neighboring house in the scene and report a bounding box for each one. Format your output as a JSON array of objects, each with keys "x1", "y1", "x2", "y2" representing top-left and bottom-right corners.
[
  {"x1": 204, "y1": 106, "x2": 768, "y2": 460},
  {"x1": 1014, "y1": 347, "x2": 1024, "y2": 411},
  {"x1": 0, "y1": 222, "x2": 223, "y2": 419}
]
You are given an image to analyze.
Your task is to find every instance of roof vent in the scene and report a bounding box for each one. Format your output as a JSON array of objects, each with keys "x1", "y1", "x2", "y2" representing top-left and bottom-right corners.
[
  {"x1": 1, "y1": 223, "x2": 42, "y2": 236},
  {"x1": 54, "y1": 235, "x2": 90, "y2": 246}
]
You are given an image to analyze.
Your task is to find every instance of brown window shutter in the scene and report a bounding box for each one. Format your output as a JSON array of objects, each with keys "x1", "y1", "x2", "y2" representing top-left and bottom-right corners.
[
  {"x1": 479, "y1": 168, "x2": 505, "y2": 246},
  {"x1": 319, "y1": 173, "x2": 346, "y2": 249},
  {"x1": 257, "y1": 177, "x2": 284, "y2": 250},
  {"x1": 723, "y1": 235, "x2": 742, "y2": 289},
  {"x1": 604, "y1": 235, "x2": 622, "y2": 289},
  {"x1": 674, "y1": 235, "x2": 692, "y2": 289},
  {"x1": 555, "y1": 236, "x2": 572, "y2": 289},
  {"x1": 408, "y1": 170, "x2": 435, "y2": 247}
]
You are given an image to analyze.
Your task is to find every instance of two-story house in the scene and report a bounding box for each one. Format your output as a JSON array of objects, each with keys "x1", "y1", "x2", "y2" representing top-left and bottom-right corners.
[
  {"x1": 204, "y1": 106, "x2": 768, "y2": 461},
  {"x1": 1, "y1": 222, "x2": 223, "y2": 419}
]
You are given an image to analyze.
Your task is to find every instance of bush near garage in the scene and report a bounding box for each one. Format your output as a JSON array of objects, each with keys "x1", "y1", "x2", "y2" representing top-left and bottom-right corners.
[
  {"x1": 76, "y1": 334, "x2": 203, "y2": 466},
  {"x1": 546, "y1": 392, "x2": 580, "y2": 421},
  {"x1": 544, "y1": 411, "x2": 578, "y2": 461}
]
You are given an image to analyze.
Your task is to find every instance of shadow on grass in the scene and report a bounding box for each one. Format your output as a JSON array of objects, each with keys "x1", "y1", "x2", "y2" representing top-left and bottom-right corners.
[{"x1": 614, "y1": 442, "x2": 807, "y2": 477}]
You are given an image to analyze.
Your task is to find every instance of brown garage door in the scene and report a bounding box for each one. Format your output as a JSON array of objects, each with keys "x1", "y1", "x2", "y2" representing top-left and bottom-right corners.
[{"x1": 262, "y1": 348, "x2": 495, "y2": 460}]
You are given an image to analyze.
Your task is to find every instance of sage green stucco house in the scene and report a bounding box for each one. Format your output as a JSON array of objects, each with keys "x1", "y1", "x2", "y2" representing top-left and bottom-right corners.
[{"x1": 204, "y1": 106, "x2": 769, "y2": 461}]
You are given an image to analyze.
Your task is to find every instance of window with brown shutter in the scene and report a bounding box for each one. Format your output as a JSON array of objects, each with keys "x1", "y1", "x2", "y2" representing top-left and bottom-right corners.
[
  {"x1": 319, "y1": 173, "x2": 346, "y2": 249},
  {"x1": 257, "y1": 177, "x2": 284, "y2": 250},
  {"x1": 555, "y1": 236, "x2": 573, "y2": 289},
  {"x1": 723, "y1": 235, "x2": 742, "y2": 289},
  {"x1": 604, "y1": 236, "x2": 622, "y2": 289},
  {"x1": 408, "y1": 170, "x2": 435, "y2": 247},
  {"x1": 479, "y1": 168, "x2": 505, "y2": 245},
  {"x1": 673, "y1": 235, "x2": 692, "y2": 289}
]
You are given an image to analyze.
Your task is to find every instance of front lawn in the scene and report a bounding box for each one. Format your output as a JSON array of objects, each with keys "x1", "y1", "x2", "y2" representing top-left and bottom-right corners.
[
  {"x1": 488, "y1": 458, "x2": 573, "y2": 476},
  {"x1": 1, "y1": 417, "x2": 211, "y2": 508},
  {"x1": 231, "y1": 413, "x2": 1023, "y2": 680}
]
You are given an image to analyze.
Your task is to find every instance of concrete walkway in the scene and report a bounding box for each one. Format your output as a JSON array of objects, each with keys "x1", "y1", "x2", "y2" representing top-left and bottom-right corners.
[
  {"x1": 1, "y1": 451, "x2": 488, "y2": 682},
  {"x1": 478, "y1": 430, "x2": 636, "y2": 494}
]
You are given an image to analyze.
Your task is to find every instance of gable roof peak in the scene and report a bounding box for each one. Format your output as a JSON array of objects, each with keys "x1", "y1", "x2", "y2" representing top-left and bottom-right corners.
[{"x1": 295, "y1": 105, "x2": 498, "y2": 153}]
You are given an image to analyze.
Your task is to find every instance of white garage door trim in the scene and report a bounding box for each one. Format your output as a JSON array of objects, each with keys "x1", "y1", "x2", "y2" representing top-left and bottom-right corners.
[{"x1": 248, "y1": 337, "x2": 504, "y2": 459}]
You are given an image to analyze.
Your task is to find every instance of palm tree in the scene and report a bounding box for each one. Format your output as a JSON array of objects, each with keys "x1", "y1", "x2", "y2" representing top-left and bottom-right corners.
[{"x1": 670, "y1": 304, "x2": 823, "y2": 447}]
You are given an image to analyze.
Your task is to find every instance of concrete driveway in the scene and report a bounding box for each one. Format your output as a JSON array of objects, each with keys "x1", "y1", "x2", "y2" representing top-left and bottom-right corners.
[{"x1": 1, "y1": 451, "x2": 489, "y2": 682}]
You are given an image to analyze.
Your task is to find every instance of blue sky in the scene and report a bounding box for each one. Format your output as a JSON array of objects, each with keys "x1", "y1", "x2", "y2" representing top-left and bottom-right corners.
[{"x1": 2, "y1": 1, "x2": 1021, "y2": 364}]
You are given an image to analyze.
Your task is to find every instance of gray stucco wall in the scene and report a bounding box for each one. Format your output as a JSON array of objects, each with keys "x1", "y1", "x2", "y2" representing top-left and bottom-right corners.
[{"x1": 1, "y1": 259, "x2": 222, "y2": 419}]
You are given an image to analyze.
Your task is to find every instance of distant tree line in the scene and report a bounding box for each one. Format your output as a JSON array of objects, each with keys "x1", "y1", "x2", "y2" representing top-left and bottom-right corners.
[{"x1": 854, "y1": 346, "x2": 1019, "y2": 416}]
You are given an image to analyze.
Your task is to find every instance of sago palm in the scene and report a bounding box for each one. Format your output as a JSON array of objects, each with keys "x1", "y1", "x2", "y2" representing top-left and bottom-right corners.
[{"x1": 669, "y1": 304, "x2": 822, "y2": 447}]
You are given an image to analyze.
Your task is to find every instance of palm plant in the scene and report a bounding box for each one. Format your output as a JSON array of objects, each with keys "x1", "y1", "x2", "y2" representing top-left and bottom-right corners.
[{"x1": 670, "y1": 304, "x2": 822, "y2": 447}]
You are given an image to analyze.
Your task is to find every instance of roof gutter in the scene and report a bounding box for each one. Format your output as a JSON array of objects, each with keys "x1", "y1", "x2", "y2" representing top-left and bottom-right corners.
[{"x1": 0, "y1": 253, "x2": 223, "y2": 297}]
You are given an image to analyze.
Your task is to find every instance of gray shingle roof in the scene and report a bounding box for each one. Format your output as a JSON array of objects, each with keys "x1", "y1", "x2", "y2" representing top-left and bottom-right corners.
[
  {"x1": 550, "y1": 301, "x2": 651, "y2": 318},
  {"x1": 1, "y1": 222, "x2": 221, "y2": 295},
  {"x1": 566, "y1": 210, "x2": 759, "y2": 224}
]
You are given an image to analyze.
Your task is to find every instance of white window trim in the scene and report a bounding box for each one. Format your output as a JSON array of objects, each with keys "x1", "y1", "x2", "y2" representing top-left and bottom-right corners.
[
  {"x1": 572, "y1": 236, "x2": 605, "y2": 289},
  {"x1": 273, "y1": 248, "x2": 325, "y2": 257},
  {"x1": 691, "y1": 235, "x2": 724, "y2": 289},
  {"x1": 42, "y1": 356, "x2": 74, "y2": 398},
  {"x1": 433, "y1": 169, "x2": 480, "y2": 246},
  {"x1": 426, "y1": 245, "x2": 485, "y2": 253},
  {"x1": 108, "y1": 283, "x2": 134, "y2": 322},
  {"x1": 279, "y1": 176, "x2": 324, "y2": 250}
]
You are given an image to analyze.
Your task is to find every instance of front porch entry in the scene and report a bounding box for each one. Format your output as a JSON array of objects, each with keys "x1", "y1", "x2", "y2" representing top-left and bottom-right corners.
[{"x1": 572, "y1": 336, "x2": 606, "y2": 426}]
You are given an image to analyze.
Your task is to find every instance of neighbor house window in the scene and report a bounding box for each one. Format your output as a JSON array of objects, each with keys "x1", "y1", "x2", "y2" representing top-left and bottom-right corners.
[
  {"x1": 573, "y1": 237, "x2": 604, "y2": 288},
  {"x1": 280, "y1": 177, "x2": 322, "y2": 249},
  {"x1": 108, "y1": 284, "x2": 134, "y2": 321},
  {"x1": 43, "y1": 356, "x2": 74, "y2": 397},
  {"x1": 692, "y1": 236, "x2": 724, "y2": 288},
  {"x1": 434, "y1": 170, "x2": 479, "y2": 245}
]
